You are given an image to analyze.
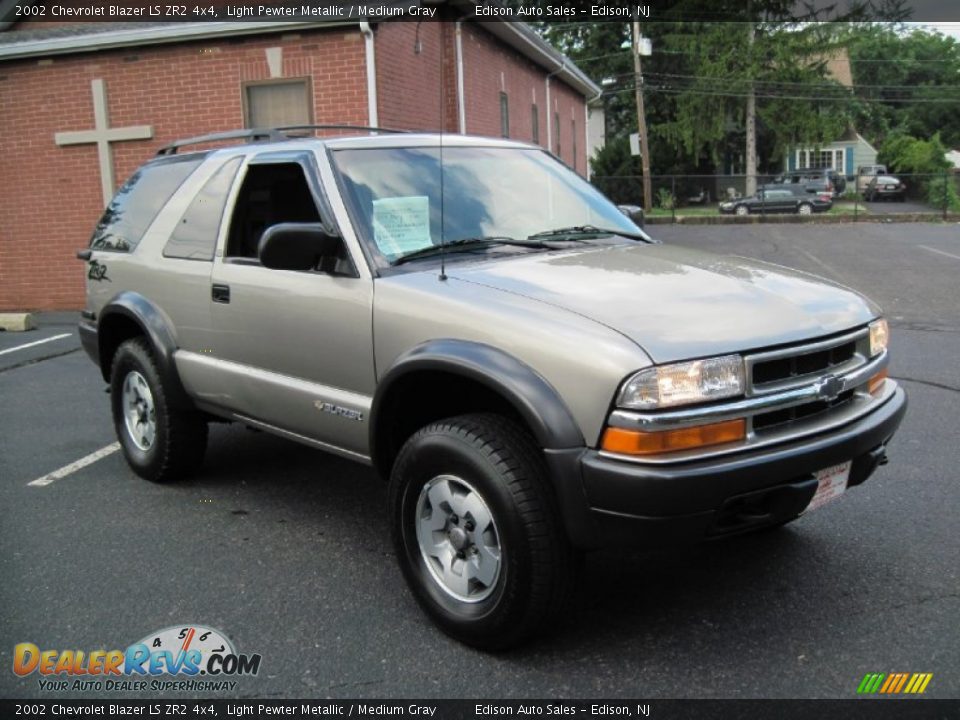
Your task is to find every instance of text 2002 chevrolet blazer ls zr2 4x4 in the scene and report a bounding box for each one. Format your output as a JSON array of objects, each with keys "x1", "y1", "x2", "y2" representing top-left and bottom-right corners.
[{"x1": 78, "y1": 130, "x2": 907, "y2": 649}]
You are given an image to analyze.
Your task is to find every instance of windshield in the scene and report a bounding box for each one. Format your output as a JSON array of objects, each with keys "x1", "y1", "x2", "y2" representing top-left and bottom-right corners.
[{"x1": 330, "y1": 146, "x2": 644, "y2": 265}]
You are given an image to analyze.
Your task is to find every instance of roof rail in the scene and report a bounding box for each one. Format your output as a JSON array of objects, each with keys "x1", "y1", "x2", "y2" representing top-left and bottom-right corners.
[
  {"x1": 274, "y1": 124, "x2": 411, "y2": 136},
  {"x1": 156, "y1": 128, "x2": 285, "y2": 156},
  {"x1": 155, "y1": 124, "x2": 411, "y2": 156}
]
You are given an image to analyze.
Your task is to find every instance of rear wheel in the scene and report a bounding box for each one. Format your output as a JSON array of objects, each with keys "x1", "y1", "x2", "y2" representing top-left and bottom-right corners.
[
  {"x1": 389, "y1": 413, "x2": 574, "y2": 650},
  {"x1": 798, "y1": 202, "x2": 813, "y2": 216},
  {"x1": 110, "y1": 338, "x2": 207, "y2": 483}
]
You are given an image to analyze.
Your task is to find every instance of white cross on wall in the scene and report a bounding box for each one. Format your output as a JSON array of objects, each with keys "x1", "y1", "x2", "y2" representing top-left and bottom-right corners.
[{"x1": 54, "y1": 79, "x2": 153, "y2": 207}]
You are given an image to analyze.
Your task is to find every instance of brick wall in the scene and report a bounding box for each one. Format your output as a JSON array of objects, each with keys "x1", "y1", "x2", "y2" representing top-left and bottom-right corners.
[
  {"x1": 0, "y1": 26, "x2": 367, "y2": 310},
  {"x1": 457, "y1": 24, "x2": 588, "y2": 175},
  {"x1": 376, "y1": 22, "x2": 450, "y2": 132},
  {"x1": 376, "y1": 22, "x2": 589, "y2": 172}
]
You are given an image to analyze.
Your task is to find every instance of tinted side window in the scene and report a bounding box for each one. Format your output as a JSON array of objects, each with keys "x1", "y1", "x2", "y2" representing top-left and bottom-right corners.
[
  {"x1": 90, "y1": 157, "x2": 202, "y2": 252},
  {"x1": 163, "y1": 157, "x2": 243, "y2": 261}
]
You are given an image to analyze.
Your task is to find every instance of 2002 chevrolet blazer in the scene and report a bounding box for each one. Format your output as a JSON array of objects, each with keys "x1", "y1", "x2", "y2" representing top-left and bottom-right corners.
[{"x1": 79, "y1": 128, "x2": 907, "y2": 649}]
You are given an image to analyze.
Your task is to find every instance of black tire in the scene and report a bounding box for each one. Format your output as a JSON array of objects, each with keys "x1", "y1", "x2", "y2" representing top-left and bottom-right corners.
[
  {"x1": 389, "y1": 413, "x2": 575, "y2": 650},
  {"x1": 110, "y1": 337, "x2": 207, "y2": 483}
]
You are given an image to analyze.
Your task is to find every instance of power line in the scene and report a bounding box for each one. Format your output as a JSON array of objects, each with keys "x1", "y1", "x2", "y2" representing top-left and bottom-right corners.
[
  {"x1": 571, "y1": 48, "x2": 960, "y2": 67},
  {"x1": 600, "y1": 84, "x2": 960, "y2": 104},
  {"x1": 643, "y1": 71, "x2": 960, "y2": 92}
]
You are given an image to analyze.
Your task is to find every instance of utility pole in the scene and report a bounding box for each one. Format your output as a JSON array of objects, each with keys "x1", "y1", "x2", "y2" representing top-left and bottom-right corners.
[
  {"x1": 745, "y1": 2, "x2": 757, "y2": 197},
  {"x1": 632, "y1": 20, "x2": 653, "y2": 212}
]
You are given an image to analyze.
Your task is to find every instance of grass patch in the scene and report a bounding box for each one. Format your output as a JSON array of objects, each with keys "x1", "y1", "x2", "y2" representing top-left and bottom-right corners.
[
  {"x1": 647, "y1": 206, "x2": 719, "y2": 217},
  {"x1": 647, "y1": 201, "x2": 869, "y2": 218}
]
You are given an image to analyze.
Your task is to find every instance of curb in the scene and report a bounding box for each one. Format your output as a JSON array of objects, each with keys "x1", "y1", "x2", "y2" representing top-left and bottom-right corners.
[
  {"x1": 0, "y1": 313, "x2": 36, "y2": 332},
  {"x1": 646, "y1": 212, "x2": 960, "y2": 226}
]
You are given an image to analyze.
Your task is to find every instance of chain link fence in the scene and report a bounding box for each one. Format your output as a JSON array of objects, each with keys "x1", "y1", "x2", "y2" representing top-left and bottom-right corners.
[{"x1": 592, "y1": 172, "x2": 960, "y2": 223}]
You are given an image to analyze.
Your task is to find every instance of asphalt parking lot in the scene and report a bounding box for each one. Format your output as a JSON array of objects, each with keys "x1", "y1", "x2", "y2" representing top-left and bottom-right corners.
[{"x1": 1, "y1": 222, "x2": 958, "y2": 700}]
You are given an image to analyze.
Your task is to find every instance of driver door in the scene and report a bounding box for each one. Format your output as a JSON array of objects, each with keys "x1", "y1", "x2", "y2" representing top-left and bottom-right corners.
[{"x1": 199, "y1": 152, "x2": 374, "y2": 460}]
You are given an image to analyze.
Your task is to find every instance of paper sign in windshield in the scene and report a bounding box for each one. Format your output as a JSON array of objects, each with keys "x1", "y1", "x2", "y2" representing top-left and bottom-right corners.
[{"x1": 372, "y1": 196, "x2": 432, "y2": 257}]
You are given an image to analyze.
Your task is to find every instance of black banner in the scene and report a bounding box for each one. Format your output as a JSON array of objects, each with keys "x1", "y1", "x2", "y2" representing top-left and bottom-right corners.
[
  {"x1": 1, "y1": 700, "x2": 958, "y2": 720},
  {"x1": 3, "y1": 1, "x2": 959, "y2": 24}
]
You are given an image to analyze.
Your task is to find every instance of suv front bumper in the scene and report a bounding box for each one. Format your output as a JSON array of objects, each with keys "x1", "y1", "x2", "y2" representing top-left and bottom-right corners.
[{"x1": 562, "y1": 385, "x2": 907, "y2": 548}]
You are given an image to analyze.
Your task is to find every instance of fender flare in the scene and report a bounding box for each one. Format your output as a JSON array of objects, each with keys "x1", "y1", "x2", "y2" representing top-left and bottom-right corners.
[
  {"x1": 97, "y1": 291, "x2": 193, "y2": 409},
  {"x1": 370, "y1": 339, "x2": 584, "y2": 460}
]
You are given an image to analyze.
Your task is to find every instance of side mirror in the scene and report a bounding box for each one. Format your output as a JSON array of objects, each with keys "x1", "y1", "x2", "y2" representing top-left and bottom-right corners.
[
  {"x1": 617, "y1": 204, "x2": 645, "y2": 228},
  {"x1": 258, "y1": 223, "x2": 342, "y2": 272}
]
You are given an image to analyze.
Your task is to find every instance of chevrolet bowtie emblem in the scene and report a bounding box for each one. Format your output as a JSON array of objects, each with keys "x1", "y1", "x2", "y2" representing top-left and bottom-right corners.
[{"x1": 815, "y1": 375, "x2": 845, "y2": 402}]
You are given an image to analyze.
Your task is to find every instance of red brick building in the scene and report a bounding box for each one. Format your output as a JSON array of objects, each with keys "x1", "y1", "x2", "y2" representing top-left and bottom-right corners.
[{"x1": 0, "y1": 14, "x2": 599, "y2": 310}]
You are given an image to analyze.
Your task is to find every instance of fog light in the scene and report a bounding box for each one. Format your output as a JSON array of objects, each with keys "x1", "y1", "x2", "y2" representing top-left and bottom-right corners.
[{"x1": 601, "y1": 419, "x2": 746, "y2": 456}]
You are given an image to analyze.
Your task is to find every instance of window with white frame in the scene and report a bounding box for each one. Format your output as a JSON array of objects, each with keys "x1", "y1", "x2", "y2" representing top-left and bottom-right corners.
[{"x1": 797, "y1": 148, "x2": 845, "y2": 171}]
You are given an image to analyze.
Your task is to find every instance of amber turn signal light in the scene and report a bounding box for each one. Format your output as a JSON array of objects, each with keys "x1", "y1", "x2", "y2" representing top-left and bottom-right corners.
[
  {"x1": 601, "y1": 418, "x2": 747, "y2": 456},
  {"x1": 868, "y1": 369, "x2": 888, "y2": 396}
]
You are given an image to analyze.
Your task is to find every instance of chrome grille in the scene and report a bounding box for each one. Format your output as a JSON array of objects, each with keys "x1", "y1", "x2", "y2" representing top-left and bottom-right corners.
[
  {"x1": 752, "y1": 389, "x2": 855, "y2": 434},
  {"x1": 751, "y1": 340, "x2": 856, "y2": 386},
  {"x1": 746, "y1": 327, "x2": 871, "y2": 437},
  {"x1": 745, "y1": 328, "x2": 871, "y2": 396}
]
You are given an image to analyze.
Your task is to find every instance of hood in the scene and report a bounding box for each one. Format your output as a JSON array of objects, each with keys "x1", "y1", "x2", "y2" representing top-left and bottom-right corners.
[{"x1": 446, "y1": 243, "x2": 877, "y2": 364}]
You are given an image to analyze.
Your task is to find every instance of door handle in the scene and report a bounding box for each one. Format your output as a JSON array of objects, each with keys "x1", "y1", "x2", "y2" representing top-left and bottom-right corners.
[{"x1": 211, "y1": 284, "x2": 231, "y2": 303}]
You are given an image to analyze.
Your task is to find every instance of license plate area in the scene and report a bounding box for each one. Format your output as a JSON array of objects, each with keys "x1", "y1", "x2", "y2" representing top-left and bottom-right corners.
[{"x1": 804, "y1": 461, "x2": 852, "y2": 513}]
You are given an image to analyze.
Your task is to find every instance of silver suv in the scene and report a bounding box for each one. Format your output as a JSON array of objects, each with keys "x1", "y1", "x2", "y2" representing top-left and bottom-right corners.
[{"x1": 79, "y1": 128, "x2": 907, "y2": 649}]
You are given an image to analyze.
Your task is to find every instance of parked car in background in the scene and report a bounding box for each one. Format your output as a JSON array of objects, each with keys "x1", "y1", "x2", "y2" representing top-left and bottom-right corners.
[
  {"x1": 863, "y1": 175, "x2": 906, "y2": 201},
  {"x1": 720, "y1": 187, "x2": 832, "y2": 216},
  {"x1": 856, "y1": 164, "x2": 888, "y2": 194},
  {"x1": 772, "y1": 168, "x2": 846, "y2": 197}
]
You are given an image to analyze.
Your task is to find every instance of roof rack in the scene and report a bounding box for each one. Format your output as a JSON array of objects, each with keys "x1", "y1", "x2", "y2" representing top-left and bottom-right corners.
[
  {"x1": 275, "y1": 124, "x2": 411, "y2": 136},
  {"x1": 156, "y1": 128, "x2": 284, "y2": 156},
  {"x1": 156, "y1": 124, "x2": 410, "y2": 156}
]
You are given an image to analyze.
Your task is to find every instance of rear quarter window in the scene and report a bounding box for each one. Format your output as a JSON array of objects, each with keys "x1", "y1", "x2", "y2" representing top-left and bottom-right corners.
[
  {"x1": 90, "y1": 155, "x2": 203, "y2": 252},
  {"x1": 163, "y1": 157, "x2": 243, "y2": 261}
]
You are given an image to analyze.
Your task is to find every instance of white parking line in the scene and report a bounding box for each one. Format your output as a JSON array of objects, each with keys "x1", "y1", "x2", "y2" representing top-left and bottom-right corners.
[
  {"x1": 27, "y1": 442, "x2": 121, "y2": 487},
  {"x1": 0, "y1": 332, "x2": 72, "y2": 356},
  {"x1": 919, "y1": 245, "x2": 960, "y2": 262}
]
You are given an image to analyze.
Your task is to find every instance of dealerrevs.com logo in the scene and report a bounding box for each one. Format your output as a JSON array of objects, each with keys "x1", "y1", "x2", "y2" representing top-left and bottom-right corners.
[{"x1": 13, "y1": 625, "x2": 261, "y2": 692}]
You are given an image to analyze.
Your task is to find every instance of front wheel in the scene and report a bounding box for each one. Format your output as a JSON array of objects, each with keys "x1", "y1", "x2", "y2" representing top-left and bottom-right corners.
[
  {"x1": 110, "y1": 338, "x2": 207, "y2": 483},
  {"x1": 735, "y1": 204, "x2": 749, "y2": 216},
  {"x1": 389, "y1": 414, "x2": 574, "y2": 650}
]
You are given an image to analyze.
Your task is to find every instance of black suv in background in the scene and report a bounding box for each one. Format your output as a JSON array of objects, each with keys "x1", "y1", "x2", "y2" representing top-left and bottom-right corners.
[{"x1": 771, "y1": 168, "x2": 847, "y2": 197}]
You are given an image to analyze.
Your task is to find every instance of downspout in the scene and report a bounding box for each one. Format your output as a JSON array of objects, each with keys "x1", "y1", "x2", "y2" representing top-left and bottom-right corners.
[
  {"x1": 545, "y1": 59, "x2": 565, "y2": 153},
  {"x1": 455, "y1": 21, "x2": 466, "y2": 134},
  {"x1": 360, "y1": 22, "x2": 378, "y2": 127},
  {"x1": 586, "y1": 86, "x2": 602, "y2": 179}
]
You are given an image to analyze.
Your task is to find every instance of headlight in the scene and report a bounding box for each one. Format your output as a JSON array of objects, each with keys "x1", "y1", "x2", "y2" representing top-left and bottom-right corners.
[
  {"x1": 869, "y1": 318, "x2": 888, "y2": 356},
  {"x1": 617, "y1": 355, "x2": 745, "y2": 410}
]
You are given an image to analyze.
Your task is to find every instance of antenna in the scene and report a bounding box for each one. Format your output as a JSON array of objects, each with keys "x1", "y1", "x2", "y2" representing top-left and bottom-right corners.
[{"x1": 438, "y1": 24, "x2": 447, "y2": 282}]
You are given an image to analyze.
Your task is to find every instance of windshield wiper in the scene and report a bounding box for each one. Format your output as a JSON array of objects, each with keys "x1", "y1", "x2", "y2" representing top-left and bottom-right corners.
[
  {"x1": 528, "y1": 225, "x2": 656, "y2": 244},
  {"x1": 392, "y1": 236, "x2": 549, "y2": 266}
]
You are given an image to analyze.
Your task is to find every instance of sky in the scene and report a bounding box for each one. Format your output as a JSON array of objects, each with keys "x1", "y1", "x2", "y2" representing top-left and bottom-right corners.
[{"x1": 919, "y1": 22, "x2": 960, "y2": 42}]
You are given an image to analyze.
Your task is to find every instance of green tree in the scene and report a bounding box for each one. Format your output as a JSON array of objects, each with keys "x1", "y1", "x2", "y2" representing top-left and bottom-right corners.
[
  {"x1": 521, "y1": 2, "x2": 911, "y2": 186},
  {"x1": 848, "y1": 25, "x2": 960, "y2": 148},
  {"x1": 878, "y1": 133, "x2": 959, "y2": 211}
]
